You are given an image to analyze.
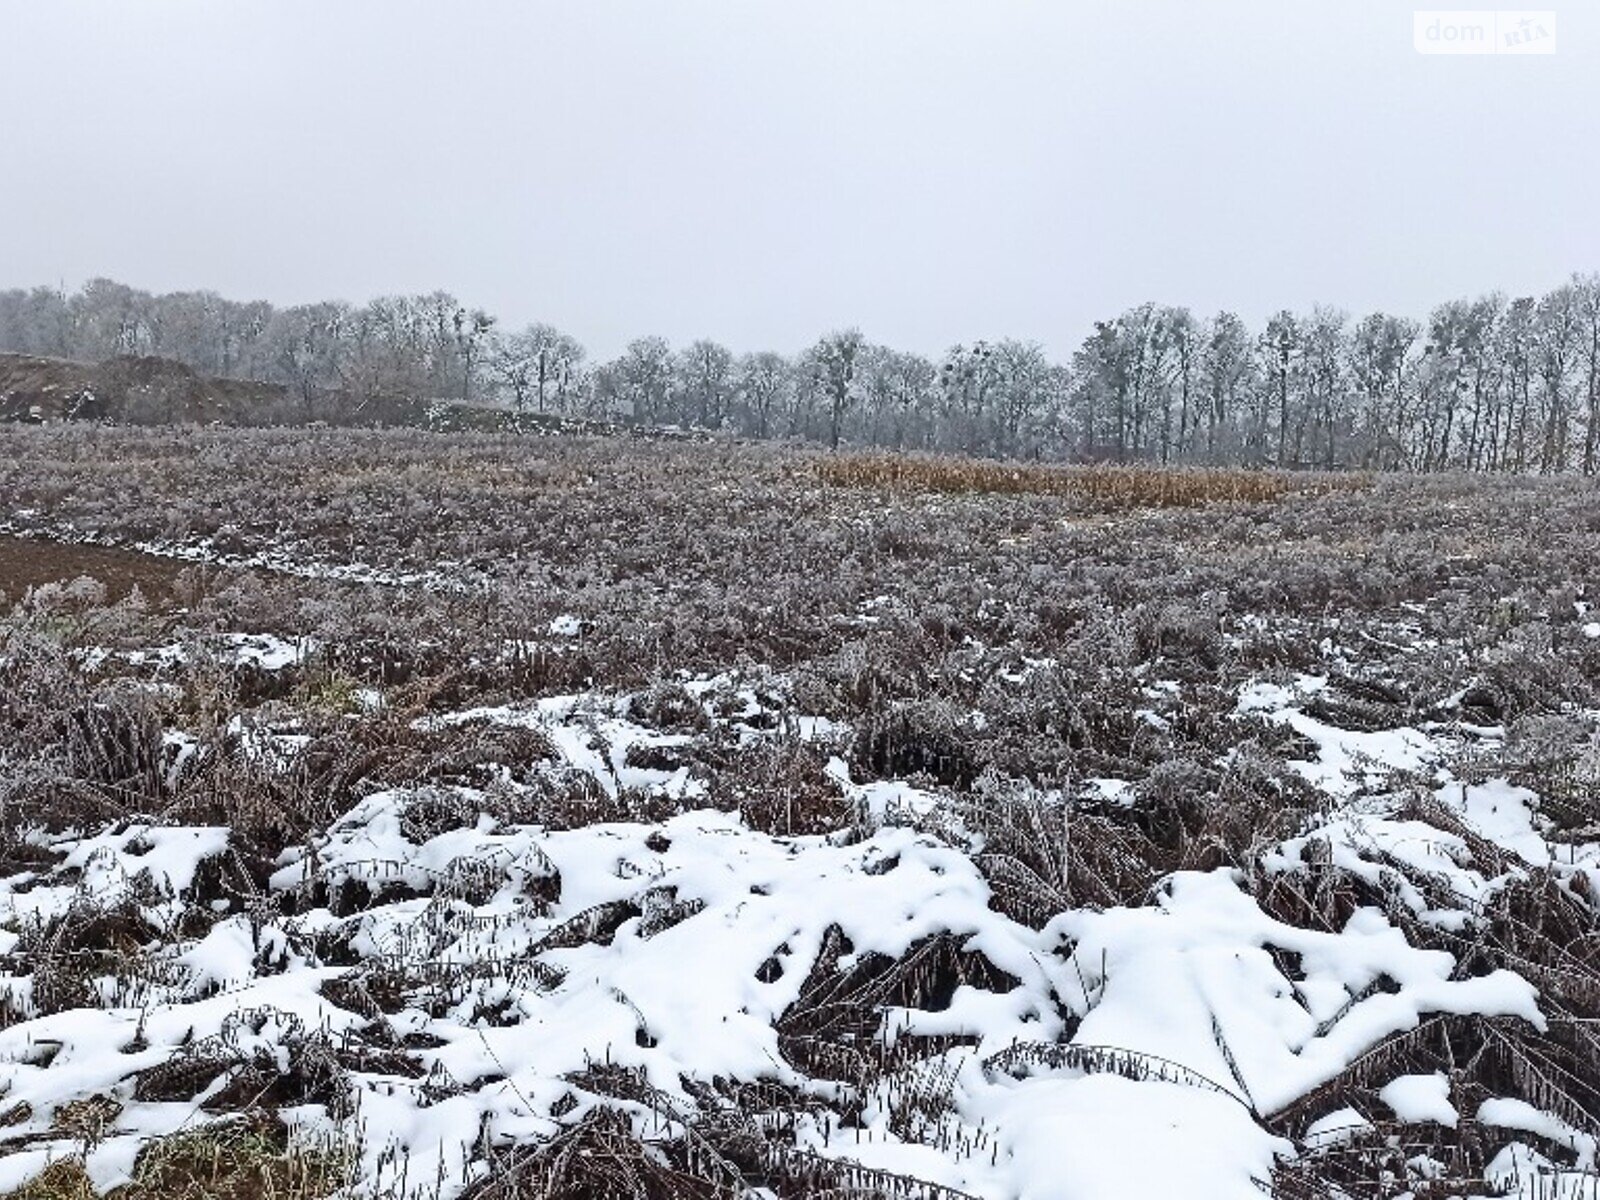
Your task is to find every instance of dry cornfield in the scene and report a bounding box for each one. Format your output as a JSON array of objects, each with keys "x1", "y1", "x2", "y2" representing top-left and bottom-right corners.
[{"x1": 812, "y1": 452, "x2": 1370, "y2": 508}]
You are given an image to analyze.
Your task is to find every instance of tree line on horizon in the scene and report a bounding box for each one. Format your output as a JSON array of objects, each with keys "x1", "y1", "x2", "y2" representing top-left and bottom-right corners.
[{"x1": 2, "y1": 274, "x2": 1598, "y2": 472}]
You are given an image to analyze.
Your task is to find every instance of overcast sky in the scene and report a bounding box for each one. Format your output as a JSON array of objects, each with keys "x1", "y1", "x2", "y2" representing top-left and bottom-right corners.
[{"x1": 2, "y1": 1, "x2": 1596, "y2": 359}]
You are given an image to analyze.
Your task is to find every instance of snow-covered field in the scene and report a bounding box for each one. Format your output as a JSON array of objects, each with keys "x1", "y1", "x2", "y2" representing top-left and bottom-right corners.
[
  {"x1": 0, "y1": 650, "x2": 1596, "y2": 1199},
  {"x1": 4, "y1": 431, "x2": 1600, "y2": 1199}
]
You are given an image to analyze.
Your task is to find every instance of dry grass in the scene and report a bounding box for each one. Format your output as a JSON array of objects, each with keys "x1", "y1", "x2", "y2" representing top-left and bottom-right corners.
[
  {"x1": 1, "y1": 1122, "x2": 349, "y2": 1200},
  {"x1": 814, "y1": 452, "x2": 1370, "y2": 507},
  {"x1": 0, "y1": 1163, "x2": 95, "y2": 1200},
  {"x1": 460, "y1": 1107, "x2": 727, "y2": 1200}
]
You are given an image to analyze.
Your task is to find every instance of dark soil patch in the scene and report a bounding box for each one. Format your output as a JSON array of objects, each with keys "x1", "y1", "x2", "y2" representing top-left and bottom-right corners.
[{"x1": 0, "y1": 535, "x2": 186, "y2": 604}]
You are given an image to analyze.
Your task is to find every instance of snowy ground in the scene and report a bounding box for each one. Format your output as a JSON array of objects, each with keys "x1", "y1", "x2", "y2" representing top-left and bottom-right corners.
[
  {"x1": 6, "y1": 444, "x2": 1600, "y2": 1198},
  {"x1": 2, "y1": 647, "x2": 1599, "y2": 1199}
]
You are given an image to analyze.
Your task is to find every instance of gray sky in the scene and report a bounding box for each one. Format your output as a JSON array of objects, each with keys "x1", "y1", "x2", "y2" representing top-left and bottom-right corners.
[{"x1": 2, "y1": 1, "x2": 1596, "y2": 360}]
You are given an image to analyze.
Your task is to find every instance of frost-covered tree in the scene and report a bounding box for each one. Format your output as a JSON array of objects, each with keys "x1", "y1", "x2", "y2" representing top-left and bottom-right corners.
[
  {"x1": 491, "y1": 324, "x2": 584, "y2": 413},
  {"x1": 940, "y1": 341, "x2": 999, "y2": 455},
  {"x1": 676, "y1": 339, "x2": 735, "y2": 429},
  {"x1": 1300, "y1": 307, "x2": 1349, "y2": 470},
  {"x1": 1350, "y1": 311, "x2": 1421, "y2": 470},
  {"x1": 1260, "y1": 311, "x2": 1301, "y2": 467},
  {"x1": 806, "y1": 329, "x2": 865, "y2": 451},
  {"x1": 1534, "y1": 284, "x2": 1581, "y2": 473},
  {"x1": 609, "y1": 337, "x2": 674, "y2": 425},
  {"x1": 1199, "y1": 311, "x2": 1254, "y2": 464},
  {"x1": 1161, "y1": 307, "x2": 1199, "y2": 463},
  {"x1": 1575, "y1": 275, "x2": 1600, "y2": 475},
  {"x1": 988, "y1": 340, "x2": 1059, "y2": 459},
  {"x1": 734, "y1": 351, "x2": 793, "y2": 440},
  {"x1": 6, "y1": 271, "x2": 1600, "y2": 467},
  {"x1": 452, "y1": 306, "x2": 496, "y2": 405},
  {"x1": 261, "y1": 302, "x2": 349, "y2": 421}
]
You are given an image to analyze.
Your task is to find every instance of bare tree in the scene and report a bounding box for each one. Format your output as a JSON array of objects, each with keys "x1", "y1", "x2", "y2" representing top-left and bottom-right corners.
[
  {"x1": 1350, "y1": 312, "x2": 1420, "y2": 470},
  {"x1": 807, "y1": 329, "x2": 864, "y2": 451},
  {"x1": 1261, "y1": 311, "x2": 1301, "y2": 467},
  {"x1": 1300, "y1": 307, "x2": 1348, "y2": 470},
  {"x1": 1534, "y1": 284, "x2": 1580, "y2": 472},
  {"x1": 1200, "y1": 311, "x2": 1253, "y2": 464},
  {"x1": 677, "y1": 339, "x2": 735, "y2": 429},
  {"x1": 492, "y1": 324, "x2": 584, "y2": 413},
  {"x1": 262, "y1": 303, "x2": 348, "y2": 421},
  {"x1": 452, "y1": 306, "x2": 496, "y2": 404},
  {"x1": 1577, "y1": 275, "x2": 1600, "y2": 475},
  {"x1": 989, "y1": 340, "x2": 1056, "y2": 458},
  {"x1": 734, "y1": 351, "x2": 792, "y2": 440},
  {"x1": 610, "y1": 337, "x2": 674, "y2": 426}
]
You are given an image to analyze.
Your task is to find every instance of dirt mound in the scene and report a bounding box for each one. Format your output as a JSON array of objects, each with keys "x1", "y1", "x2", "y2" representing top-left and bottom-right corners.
[
  {"x1": 0, "y1": 353, "x2": 291, "y2": 425},
  {"x1": 0, "y1": 354, "x2": 106, "y2": 422}
]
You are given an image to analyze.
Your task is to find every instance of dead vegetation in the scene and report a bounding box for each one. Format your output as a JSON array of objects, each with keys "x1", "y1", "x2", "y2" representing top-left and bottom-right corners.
[
  {"x1": 1, "y1": 1120, "x2": 348, "y2": 1200},
  {"x1": 3, "y1": 431, "x2": 1600, "y2": 1198},
  {"x1": 813, "y1": 452, "x2": 1369, "y2": 507}
]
